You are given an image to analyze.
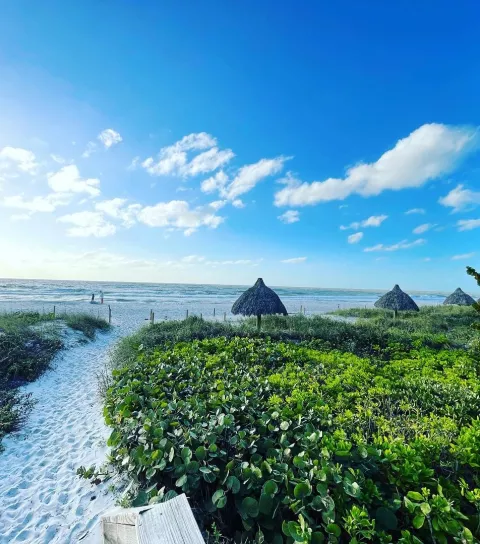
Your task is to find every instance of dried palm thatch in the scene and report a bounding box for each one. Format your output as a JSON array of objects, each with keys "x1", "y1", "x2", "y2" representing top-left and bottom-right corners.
[
  {"x1": 443, "y1": 287, "x2": 476, "y2": 306},
  {"x1": 232, "y1": 278, "x2": 287, "y2": 330},
  {"x1": 374, "y1": 284, "x2": 419, "y2": 316}
]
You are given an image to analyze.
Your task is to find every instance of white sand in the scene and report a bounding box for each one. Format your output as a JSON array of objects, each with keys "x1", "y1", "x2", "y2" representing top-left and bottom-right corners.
[{"x1": 0, "y1": 315, "x2": 136, "y2": 544}]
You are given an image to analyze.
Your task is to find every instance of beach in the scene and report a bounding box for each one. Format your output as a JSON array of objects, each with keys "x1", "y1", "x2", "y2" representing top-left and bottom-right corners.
[{"x1": 0, "y1": 280, "x2": 454, "y2": 543}]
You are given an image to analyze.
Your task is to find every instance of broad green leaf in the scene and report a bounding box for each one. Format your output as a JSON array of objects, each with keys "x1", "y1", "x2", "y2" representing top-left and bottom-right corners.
[
  {"x1": 262, "y1": 480, "x2": 278, "y2": 496},
  {"x1": 259, "y1": 493, "x2": 274, "y2": 515},
  {"x1": 242, "y1": 496, "x2": 259, "y2": 518},
  {"x1": 407, "y1": 491, "x2": 424, "y2": 502},
  {"x1": 226, "y1": 475, "x2": 241, "y2": 494},
  {"x1": 326, "y1": 523, "x2": 341, "y2": 537},
  {"x1": 413, "y1": 515, "x2": 425, "y2": 529},
  {"x1": 294, "y1": 482, "x2": 312, "y2": 499}
]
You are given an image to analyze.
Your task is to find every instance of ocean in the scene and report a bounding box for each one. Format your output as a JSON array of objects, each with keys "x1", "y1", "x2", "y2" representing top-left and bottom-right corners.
[{"x1": 0, "y1": 278, "x2": 450, "y2": 323}]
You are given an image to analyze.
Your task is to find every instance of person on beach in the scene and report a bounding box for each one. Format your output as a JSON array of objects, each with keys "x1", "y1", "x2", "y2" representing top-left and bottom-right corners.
[
  {"x1": 100, "y1": 290, "x2": 104, "y2": 304},
  {"x1": 91, "y1": 293, "x2": 95, "y2": 303}
]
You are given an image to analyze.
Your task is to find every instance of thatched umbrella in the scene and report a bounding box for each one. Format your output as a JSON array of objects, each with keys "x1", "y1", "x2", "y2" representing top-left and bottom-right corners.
[
  {"x1": 232, "y1": 278, "x2": 287, "y2": 330},
  {"x1": 443, "y1": 287, "x2": 476, "y2": 306},
  {"x1": 374, "y1": 284, "x2": 419, "y2": 317}
]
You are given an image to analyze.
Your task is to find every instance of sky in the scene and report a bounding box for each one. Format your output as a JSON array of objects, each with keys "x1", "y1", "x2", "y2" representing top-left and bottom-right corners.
[{"x1": 1, "y1": 1, "x2": 480, "y2": 291}]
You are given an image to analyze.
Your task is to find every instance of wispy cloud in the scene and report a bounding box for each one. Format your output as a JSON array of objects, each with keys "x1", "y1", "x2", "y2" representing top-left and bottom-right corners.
[
  {"x1": 281, "y1": 257, "x2": 307, "y2": 263},
  {"x1": 232, "y1": 199, "x2": 245, "y2": 209},
  {"x1": 364, "y1": 238, "x2": 426, "y2": 252},
  {"x1": 95, "y1": 198, "x2": 141, "y2": 227},
  {"x1": 405, "y1": 208, "x2": 426, "y2": 215},
  {"x1": 348, "y1": 232, "x2": 364, "y2": 244},
  {"x1": 439, "y1": 184, "x2": 480, "y2": 212},
  {"x1": 137, "y1": 200, "x2": 224, "y2": 236},
  {"x1": 413, "y1": 223, "x2": 435, "y2": 234},
  {"x1": 340, "y1": 214, "x2": 388, "y2": 231},
  {"x1": 0, "y1": 146, "x2": 37, "y2": 179},
  {"x1": 278, "y1": 210, "x2": 300, "y2": 224},
  {"x1": 83, "y1": 128, "x2": 123, "y2": 158},
  {"x1": 142, "y1": 132, "x2": 234, "y2": 178},
  {"x1": 3, "y1": 193, "x2": 71, "y2": 213},
  {"x1": 451, "y1": 252, "x2": 475, "y2": 260},
  {"x1": 275, "y1": 124, "x2": 477, "y2": 206},
  {"x1": 58, "y1": 211, "x2": 116, "y2": 237},
  {"x1": 456, "y1": 218, "x2": 480, "y2": 231},
  {"x1": 222, "y1": 156, "x2": 288, "y2": 200},
  {"x1": 98, "y1": 128, "x2": 122, "y2": 149}
]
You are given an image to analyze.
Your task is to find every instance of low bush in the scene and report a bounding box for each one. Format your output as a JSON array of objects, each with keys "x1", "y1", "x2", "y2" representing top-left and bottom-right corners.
[
  {"x1": 105, "y1": 337, "x2": 480, "y2": 543},
  {"x1": 111, "y1": 314, "x2": 455, "y2": 375},
  {"x1": 64, "y1": 313, "x2": 110, "y2": 339},
  {"x1": 331, "y1": 306, "x2": 478, "y2": 348}
]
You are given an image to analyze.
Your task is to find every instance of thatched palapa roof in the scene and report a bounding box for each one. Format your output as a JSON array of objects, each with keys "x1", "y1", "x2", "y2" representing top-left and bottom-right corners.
[
  {"x1": 443, "y1": 287, "x2": 476, "y2": 306},
  {"x1": 232, "y1": 278, "x2": 288, "y2": 316},
  {"x1": 374, "y1": 284, "x2": 419, "y2": 312}
]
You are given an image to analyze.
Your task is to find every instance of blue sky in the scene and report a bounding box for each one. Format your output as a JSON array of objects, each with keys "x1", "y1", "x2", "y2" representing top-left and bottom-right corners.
[{"x1": 1, "y1": 1, "x2": 480, "y2": 291}]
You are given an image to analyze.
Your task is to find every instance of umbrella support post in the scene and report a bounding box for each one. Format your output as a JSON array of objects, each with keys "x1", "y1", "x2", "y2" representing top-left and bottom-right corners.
[{"x1": 256, "y1": 314, "x2": 262, "y2": 331}]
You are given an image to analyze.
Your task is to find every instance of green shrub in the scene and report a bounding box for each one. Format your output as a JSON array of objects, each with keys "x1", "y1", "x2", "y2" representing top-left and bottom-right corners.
[
  {"x1": 105, "y1": 337, "x2": 479, "y2": 543},
  {"x1": 64, "y1": 313, "x2": 110, "y2": 339}
]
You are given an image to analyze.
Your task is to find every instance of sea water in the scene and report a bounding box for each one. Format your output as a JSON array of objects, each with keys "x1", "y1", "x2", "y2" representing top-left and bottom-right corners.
[{"x1": 0, "y1": 278, "x2": 449, "y2": 326}]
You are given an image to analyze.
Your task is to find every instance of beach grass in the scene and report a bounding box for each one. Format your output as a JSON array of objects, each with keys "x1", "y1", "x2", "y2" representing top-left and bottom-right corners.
[
  {"x1": 109, "y1": 308, "x2": 474, "y2": 374},
  {"x1": 0, "y1": 311, "x2": 110, "y2": 450}
]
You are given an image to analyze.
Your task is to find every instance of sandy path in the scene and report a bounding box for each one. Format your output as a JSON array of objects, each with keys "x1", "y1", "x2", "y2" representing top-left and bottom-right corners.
[{"x1": 0, "y1": 328, "x2": 121, "y2": 543}]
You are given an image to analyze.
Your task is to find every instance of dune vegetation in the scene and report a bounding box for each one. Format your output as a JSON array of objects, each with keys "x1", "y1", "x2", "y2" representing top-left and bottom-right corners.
[
  {"x1": 102, "y1": 296, "x2": 480, "y2": 543},
  {"x1": 0, "y1": 311, "x2": 109, "y2": 449}
]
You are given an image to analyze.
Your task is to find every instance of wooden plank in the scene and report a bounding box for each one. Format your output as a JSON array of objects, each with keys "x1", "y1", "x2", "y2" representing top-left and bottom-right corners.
[{"x1": 137, "y1": 494, "x2": 204, "y2": 544}]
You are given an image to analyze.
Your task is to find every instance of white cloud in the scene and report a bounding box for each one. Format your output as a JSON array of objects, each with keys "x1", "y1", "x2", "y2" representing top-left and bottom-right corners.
[
  {"x1": 82, "y1": 141, "x2": 97, "y2": 158},
  {"x1": 340, "y1": 214, "x2": 388, "y2": 230},
  {"x1": 278, "y1": 210, "x2": 300, "y2": 224},
  {"x1": 209, "y1": 200, "x2": 227, "y2": 211},
  {"x1": 58, "y1": 211, "x2": 116, "y2": 237},
  {"x1": 181, "y1": 147, "x2": 234, "y2": 177},
  {"x1": 439, "y1": 184, "x2": 480, "y2": 212},
  {"x1": 3, "y1": 193, "x2": 71, "y2": 213},
  {"x1": 128, "y1": 156, "x2": 140, "y2": 170},
  {"x1": 10, "y1": 214, "x2": 31, "y2": 221},
  {"x1": 457, "y1": 218, "x2": 480, "y2": 231},
  {"x1": 423, "y1": 257, "x2": 432, "y2": 262},
  {"x1": 206, "y1": 259, "x2": 258, "y2": 266},
  {"x1": 281, "y1": 257, "x2": 307, "y2": 264},
  {"x1": 50, "y1": 154, "x2": 66, "y2": 164},
  {"x1": 83, "y1": 129, "x2": 123, "y2": 158},
  {"x1": 98, "y1": 128, "x2": 122, "y2": 149},
  {"x1": 405, "y1": 208, "x2": 425, "y2": 215},
  {"x1": 48, "y1": 165, "x2": 100, "y2": 197},
  {"x1": 413, "y1": 223, "x2": 435, "y2": 234},
  {"x1": 95, "y1": 198, "x2": 141, "y2": 227},
  {"x1": 232, "y1": 199, "x2": 245, "y2": 209},
  {"x1": 201, "y1": 171, "x2": 229, "y2": 193},
  {"x1": 0, "y1": 146, "x2": 37, "y2": 175},
  {"x1": 223, "y1": 156, "x2": 288, "y2": 200},
  {"x1": 451, "y1": 252, "x2": 475, "y2": 260},
  {"x1": 137, "y1": 200, "x2": 224, "y2": 235},
  {"x1": 275, "y1": 124, "x2": 477, "y2": 206},
  {"x1": 348, "y1": 232, "x2": 364, "y2": 244},
  {"x1": 364, "y1": 238, "x2": 426, "y2": 252},
  {"x1": 182, "y1": 255, "x2": 206, "y2": 263},
  {"x1": 142, "y1": 132, "x2": 233, "y2": 178}
]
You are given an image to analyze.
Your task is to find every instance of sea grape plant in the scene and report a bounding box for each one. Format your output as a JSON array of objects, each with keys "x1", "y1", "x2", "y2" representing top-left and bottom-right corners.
[{"x1": 105, "y1": 337, "x2": 480, "y2": 542}]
